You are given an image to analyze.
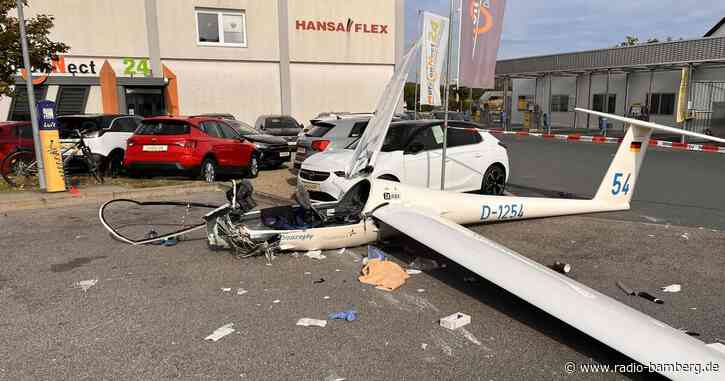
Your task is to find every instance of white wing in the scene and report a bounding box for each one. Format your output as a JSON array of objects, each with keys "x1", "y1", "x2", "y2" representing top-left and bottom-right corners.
[
  {"x1": 345, "y1": 38, "x2": 422, "y2": 178},
  {"x1": 372, "y1": 204, "x2": 725, "y2": 381}
]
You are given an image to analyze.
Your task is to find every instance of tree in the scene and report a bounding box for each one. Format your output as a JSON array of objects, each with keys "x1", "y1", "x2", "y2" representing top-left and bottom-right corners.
[
  {"x1": 0, "y1": 0, "x2": 69, "y2": 98},
  {"x1": 619, "y1": 35, "x2": 639, "y2": 47}
]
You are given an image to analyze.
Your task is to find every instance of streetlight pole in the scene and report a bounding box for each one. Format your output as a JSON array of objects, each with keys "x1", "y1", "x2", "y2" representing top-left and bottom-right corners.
[
  {"x1": 16, "y1": 0, "x2": 47, "y2": 190},
  {"x1": 440, "y1": 0, "x2": 455, "y2": 190}
]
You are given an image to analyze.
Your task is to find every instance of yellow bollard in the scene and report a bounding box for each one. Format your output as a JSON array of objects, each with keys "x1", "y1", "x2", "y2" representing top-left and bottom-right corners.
[{"x1": 36, "y1": 101, "x2": 66, "y2": 192}]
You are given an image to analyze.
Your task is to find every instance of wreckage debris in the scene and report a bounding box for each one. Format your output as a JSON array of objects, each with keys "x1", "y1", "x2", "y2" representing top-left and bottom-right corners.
[
  {"x1": 204, "y1": 323, "x2": 235, "y2": 342},
  {"x1": 296, "y1": 318, "x2": 327, "y2": 328},
  {"x1": 313, "y1": 278, "x2": 326, "y2": 284},
  {"x1": 328, "y1": 310, "x2": 357, "y2": 321},
  {"x1": 359, "y1": 259, "x2": 410, "y2": 291},
  {"x1": 406, "y1": 269, "x2": 422, "y2": 275},
  {"x1": 75, "y1": 279, "x2": 98, "y2": 292},
  {"x1": 440, "y1": 312, "x2": 471, "y2": 330},
  {"x1": 363, "y1": 245, "x2": 386, "y2": 264},
  {"x1": 661, "y1": 284, "x2": 681, "y2": 293},
  {"x1": 616, "y1": 281, "x2": 636, "y2": 296},
  {"x1": 236, "y1": 288, "x2": 248, "y2": 295},
  {"x1": 637, "y1": 292, "x2": 664, "y2": 304},
  {"x1": 305, "y1": 250, "x2": 326, "y2": 260},
  {"x1": 549, "y1": 261, "x2": 571, "y2": 275}
]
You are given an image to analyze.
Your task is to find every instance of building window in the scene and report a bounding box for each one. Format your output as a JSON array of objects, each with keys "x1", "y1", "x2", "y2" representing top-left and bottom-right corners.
[
  {"x1": 593, "y1": 94, "x2": 616, "y2": 114},
  {"x1": 56, "y1": 86, "x2": 90, "y2": 116},
  {"x1": 649, "y1": 93, "x2": 675, "y2": 115},
  {"x1": 551, "y1": 95, "x2": 570, "y2": 112},
  {"x1": 195, "y1": 8, "x2": 246, "y2": 47},
  {"x1": 8, "y1": 85, "x2": 47, "y2": 121}
]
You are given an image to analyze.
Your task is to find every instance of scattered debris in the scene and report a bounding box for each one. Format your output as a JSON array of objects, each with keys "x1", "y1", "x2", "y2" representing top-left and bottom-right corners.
[
  {"x1": 616, "y1": 281, "x2": 636, "y2": 296},
  {"x1": 440, "y1": 312, "x2": 471, "y2": 330},
  {"x1": 681, "y1": 330, "x2": 701, "y2": 337},
  {"x1": 637, "y1": 292, "x2": 663, "y2": 304},
  {"x1": 459, "y1": 328, "x2": 485, "y2": 347},
  {"x1": 236, "y1": 288, "x2": 248, "y2": 295},
  {"x1": 680, "y1": 233, "x2": 689, "y2": 240},
  {"x1": 314, "y1": 278, "x2": 325, "y2": 284},
  {"x1": 296, "y1": 318, "x2": 327, "y2": 328},
  {"x1": 305, "y1": 250, "x2": 326, "y2": 260},
  {"x1": 323, "y1": 296, "x2": 331, "y2": 300},
  {"x1": 359, "y1": 259, "x2": 410, "y2": 291},
  {"x1": 75, "y1": 279, "x2": 98, "y2": 292},
  {"x1": 272, "y1": 299, "x2": 281, "y2": 304},
  {"x1": 549, "y1": 261, "x2": 571, "y2": 275},
  {"x1": 304, "y1": 271, "x2": 312, "y2": 275},
  {"x1": 221, "y1": 288, "x2": 232, "y2": 292},
  {"x1": 406, "y1": 269, "x2": 422, "y2": 275},
  {"x1": 290, "y1": 252, "x2": 299, "y2": 258},
  {"x1": 337, "y1": 248, "x2": 346, "y2": 254},
  {"x1": 408, "y1": 257, "x2": 446, "y2": 271},
  {"x1": 421, "y1": 343, "x2": 428, "y2": 350},
  {"x1": 648, "y1": 234, "x2": 655, "y2": 238},
  {"x1": 335, "y1": 269, "x2": 341, "y2": 272},
  {"x1": 642, "y1": 215, "x2": 662, "y2": 223},
  {"x1": 417, "y1": 289, "x2": 425, "y2": 293},
  {"x1": 162, "y1": 237, "x2": 178, "y2": 247},
  {"x1": 328, "y1": 309, "x2": 357, "y2": 321},
  {"x1": 690, "y1": 307, "x2": 697, "y2": 310},
  {"x1": 661, "y1": 284, "x2": 682, "y2": 293},
  {"x1": 204, "y1": 323, "x2": 235, "y2": 342},
  {"x1": 363, "y1": 245, "x2": 387, "y2": 264}
]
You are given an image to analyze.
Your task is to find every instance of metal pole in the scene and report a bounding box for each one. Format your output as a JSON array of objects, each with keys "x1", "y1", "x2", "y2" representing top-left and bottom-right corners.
[
  {"x1": 440, "y1": 0, "x2": 454, "y2": 190},
  {"x1": 572, "y1": 74, "x2": 578, "y2": 129},
  {"x1": 603, "y1": 69, "x2": 610, "y2": 136},
  {"x1": 16, "y1": 0, "x2": 47, "y2": 190},
  {"x1": 647, "y1": 69, "x2": 654, "y2": 119},
  {"x1": 547, "y1": 73, "x2": 552, "y2": 134},
  {"x1": 586, "y1": 72, "x2": 592, "y2": 129},
  {"x1": 623, "y1": 71, "x2": 630, "y2": 129},
  {"x1": 413, "y1": 9, "x2": 423, "y2": 119}
]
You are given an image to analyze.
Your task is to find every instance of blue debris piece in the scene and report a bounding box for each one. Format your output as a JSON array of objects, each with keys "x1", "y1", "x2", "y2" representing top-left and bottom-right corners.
[
  {"x1": 328, "y1": 310, "x2": 357, "y2": 321},
  {"x1": 367, "y1": 245, "x2": 386, "y2": 261}
]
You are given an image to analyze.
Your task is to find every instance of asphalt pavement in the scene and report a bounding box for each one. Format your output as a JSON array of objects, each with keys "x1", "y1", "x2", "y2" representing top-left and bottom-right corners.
[
  {"x1": 498, "y1": 135, "x2": 725, "y2": 230},
  {"x1": 2, "y1": 172, "x2": 724, "y2": 380}
]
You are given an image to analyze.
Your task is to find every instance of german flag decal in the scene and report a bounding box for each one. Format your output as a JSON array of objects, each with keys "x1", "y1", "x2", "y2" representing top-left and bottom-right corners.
[{"x1": 630, "y1": 141, "x2": 643, "y2": 152}]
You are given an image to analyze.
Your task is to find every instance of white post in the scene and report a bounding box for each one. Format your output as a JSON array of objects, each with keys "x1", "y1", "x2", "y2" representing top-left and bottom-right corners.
[
  {"x1": 16, "y1": 0, "x2": 47, "y2": 190},
  {"x1": 440, "y1": 0, "x2": 455, "y2": 190}
]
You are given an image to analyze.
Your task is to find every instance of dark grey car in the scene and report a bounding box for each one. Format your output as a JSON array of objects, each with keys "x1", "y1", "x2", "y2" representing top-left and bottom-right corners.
[
  {"x1": 254, "y1": 115, "x2": 302, "y2": 144},
  {"x1": 293, "y1": 117, "x2": 370, "y2": 169}
]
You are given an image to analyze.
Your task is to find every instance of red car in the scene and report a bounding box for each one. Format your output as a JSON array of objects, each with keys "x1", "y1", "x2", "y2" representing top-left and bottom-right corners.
[
  {"x1": 0, "y1": 121, "x2": 33, "y2": 163},
  {"x1": 124, "y1": 116, "x2": 257, "y2": 182}
]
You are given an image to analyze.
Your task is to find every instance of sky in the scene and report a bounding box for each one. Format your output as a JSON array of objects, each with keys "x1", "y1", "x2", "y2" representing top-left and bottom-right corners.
[{"x1": 405, "y1": 0, "x2": 725, "y2": 60}]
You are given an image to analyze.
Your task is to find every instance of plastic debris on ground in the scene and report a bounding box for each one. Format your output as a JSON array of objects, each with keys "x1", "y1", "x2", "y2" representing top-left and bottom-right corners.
[
  {"x1": 323, "y1": 296, "x2": 331, "y2": 300},
  {"x1": 661, "y1": 284, "x2": 682, "y2": 293},
  {"x1": 204, "y1": 323, "x2": 235, "y2": 342},
  {"x1": 406, "y1": 269, "x2": 422, "y2": 275},
  {"x1": 296, "y1": 318, "x2": 327, "y2": 328},
  {"x1": 616, "y1": 281, "x2": 636, "y2": 296},
  {"x1": 359, "y1": 259, "x2": 410, "y2": 291},
  {"x1": 236, "y1": 288, "x2": 248, "y2": 295},
  {"x1": 421, "y1": 343, "x2": 428, "y2": 350},
  {"x1": 313, "y1": 278, "x2": 325, "y2": 284},
  {"x1": 305, "y1": 250, "x2": 326, "y2": 260},
  {"x1": 637, "y1": 292, "x2": 663, "y2": 304},
  {"x1": 549, "y1": 261, "x2": 572, "y2": 275},
  {"x1": 681, "y1": 233, "x2": 689, "y2": 240},
  {"x1": 221, "y1": 288, "x2": 232, "y2": 292},
  {"x1": 337, "y1": 248, "x2": 346, "y2": 254},
  {"x1": 417, "y1": 289, "x2": 425, "y2": 293},
  {"x1": 75, "y1": 279, "x2": 98, "y2": 292},
  {"x1": 440, "y1": 312, "x2": 471, "y2": 330},
  {"x1": 328, "y1": 309, "x2": 357, "y2": 321},
  {"x1": 362, "y1": 245, "x2": 386, "y2": 264},
  {"x1": 272, "y1": 299, "x2": 281, "y2": 304}
]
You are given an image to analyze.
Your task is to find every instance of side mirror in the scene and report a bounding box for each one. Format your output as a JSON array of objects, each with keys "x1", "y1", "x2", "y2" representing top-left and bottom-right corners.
[{"x1": 405, "y1": 142, "x2": 424, "y2": 155}]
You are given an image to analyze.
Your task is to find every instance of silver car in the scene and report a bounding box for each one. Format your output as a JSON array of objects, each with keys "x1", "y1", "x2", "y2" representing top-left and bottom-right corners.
[{"x1": 293, "y1": 117, "x2": 371, "y2": 169}]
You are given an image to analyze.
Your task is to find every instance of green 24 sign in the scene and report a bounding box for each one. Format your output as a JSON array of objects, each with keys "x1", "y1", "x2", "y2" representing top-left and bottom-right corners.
[{"x1": 123, "y1": 58, "x2": 151, "y2": 76}]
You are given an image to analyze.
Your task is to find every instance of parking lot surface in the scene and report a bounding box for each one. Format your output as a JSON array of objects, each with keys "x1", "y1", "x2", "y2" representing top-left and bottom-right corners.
[{"x1": 2, "y1": 174, "x2": 723, "y2": 380}]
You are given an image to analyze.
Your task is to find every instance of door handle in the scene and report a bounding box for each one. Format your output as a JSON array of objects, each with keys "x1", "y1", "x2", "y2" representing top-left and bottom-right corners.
[{"x1": 474, "y1": 154, "x2": 483, "y2": 158}]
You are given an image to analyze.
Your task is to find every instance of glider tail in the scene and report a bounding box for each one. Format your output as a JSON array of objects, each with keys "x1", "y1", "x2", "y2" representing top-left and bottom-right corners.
[{"x1": 575, "y1": 108, "x2": 725, "y2": 207}]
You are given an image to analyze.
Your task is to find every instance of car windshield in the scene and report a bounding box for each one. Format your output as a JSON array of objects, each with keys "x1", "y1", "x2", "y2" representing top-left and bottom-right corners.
[
  {"x1": 136, "y1": 121, "x2": 190, "y2": 135},
  {"x1": 306, "y1": 122, "x2": 335, "y2": 137},
  {"x1": 228, "y1": 120, "x2": 260, "y2": 136}
]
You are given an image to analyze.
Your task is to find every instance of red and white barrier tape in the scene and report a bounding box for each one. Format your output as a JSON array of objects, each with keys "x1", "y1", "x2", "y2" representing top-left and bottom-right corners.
[{"x1": 485, "y1": 129, "x2": 725, "y2": 154}]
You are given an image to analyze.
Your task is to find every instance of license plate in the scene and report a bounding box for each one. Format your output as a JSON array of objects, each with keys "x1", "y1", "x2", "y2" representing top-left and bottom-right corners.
[
  {"x1": 300, "y1": 180, "x2": 320, "y2": 192},
  {"x1": 287, "y1": 141, "x2": 297, "y2": 146},
  {"x1": 279, "y1": 152, "x2": 290, "y2": 157},
  {"x1": 143, "y1": 145, "x2": 167, "y2": 152},
  {"x1": 296, "y1": 147, "x2": 306, "y2": 154}
]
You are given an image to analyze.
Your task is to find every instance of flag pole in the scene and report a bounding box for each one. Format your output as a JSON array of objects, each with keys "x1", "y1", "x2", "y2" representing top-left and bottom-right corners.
[
  {"x1": 413, "y1": 9, "x2": 423, "y2": 119},
  {"x1": 440, "y1": 0, "x2": 455, "y2": 190}
]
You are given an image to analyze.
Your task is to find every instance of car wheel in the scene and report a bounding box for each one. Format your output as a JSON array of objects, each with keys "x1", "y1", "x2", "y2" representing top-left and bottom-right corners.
[
  {"x1": 201, "y1": 158, "x2": 217, "y2": 183},
  {"x1": 481, "y1": 164, "x2": 506, "y2": 195},
  {"x1": 247, "y1": 154, "x2": 259, "y2": 178}
]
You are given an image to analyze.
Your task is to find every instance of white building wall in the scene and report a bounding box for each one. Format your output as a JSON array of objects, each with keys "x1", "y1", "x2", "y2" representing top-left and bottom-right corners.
[
  {"x1": 164, "y1": 60, "x2": 281, "y2": 125},
  {"x1": 290, "y1": 63, "x2": 393, "y2": 124}
]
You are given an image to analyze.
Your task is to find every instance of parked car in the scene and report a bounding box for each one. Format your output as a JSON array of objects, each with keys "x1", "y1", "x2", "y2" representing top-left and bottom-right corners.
[
  {"x1": 254, "y1": 115, "x2": 302, "y2": 143},
  {"x1": 294, "y1": 117, "x2": 371, "y2": 169},
  {"x1": 298, "y1": 120, "x2": 509, "y2": 202},
  {"x1": 124, "y1": 116, "x2": 257, "y2": 182},
  {"x1": 57, "y1": 114, "x2": 142, "y2": 176},
  {"x1": 0, "y1": 121, "x2": 33, "y2": 163},
  {"x1": 227, "y1": 119, "x2": 294, "y2": 168},
  {"x1": 432, "y1": 111, "x2": 469, "y2": 121}
]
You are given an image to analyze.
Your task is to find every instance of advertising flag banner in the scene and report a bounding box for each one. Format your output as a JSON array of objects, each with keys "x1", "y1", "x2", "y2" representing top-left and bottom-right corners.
[
  {"x1": 459, "y1": 0, "x2": 506, "y2": 89},
  {"x1": 419, "y1": 12, "x2": 449, "y2": 106}
]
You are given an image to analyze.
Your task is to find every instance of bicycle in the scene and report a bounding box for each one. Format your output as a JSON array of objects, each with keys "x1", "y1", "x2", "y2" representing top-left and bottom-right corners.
[{"x1": 1, "y1": 129, "x2": 104, "y2": 188}]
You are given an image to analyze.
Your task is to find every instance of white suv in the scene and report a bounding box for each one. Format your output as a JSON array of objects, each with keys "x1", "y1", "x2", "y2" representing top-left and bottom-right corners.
[
  {"x1": 298, "y1": 120, "x2": 509, "y2": 202},
  {"x1": 58, "y1": 114, "x2": 142, "y2": 176}
]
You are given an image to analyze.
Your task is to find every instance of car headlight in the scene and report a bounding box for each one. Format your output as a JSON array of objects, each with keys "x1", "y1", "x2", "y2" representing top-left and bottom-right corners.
[{"x1": 254, "y1": 143, "x2": 268, "y2": 149}]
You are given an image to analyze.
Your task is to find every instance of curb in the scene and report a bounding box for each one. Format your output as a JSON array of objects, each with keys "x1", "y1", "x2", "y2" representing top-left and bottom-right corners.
[
  {"x1": 485, "y1": 129, "x2": 725, "y2": 154},
  {"x1": 0, "y1": 183, "x2": 222, "y2": 213}
]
